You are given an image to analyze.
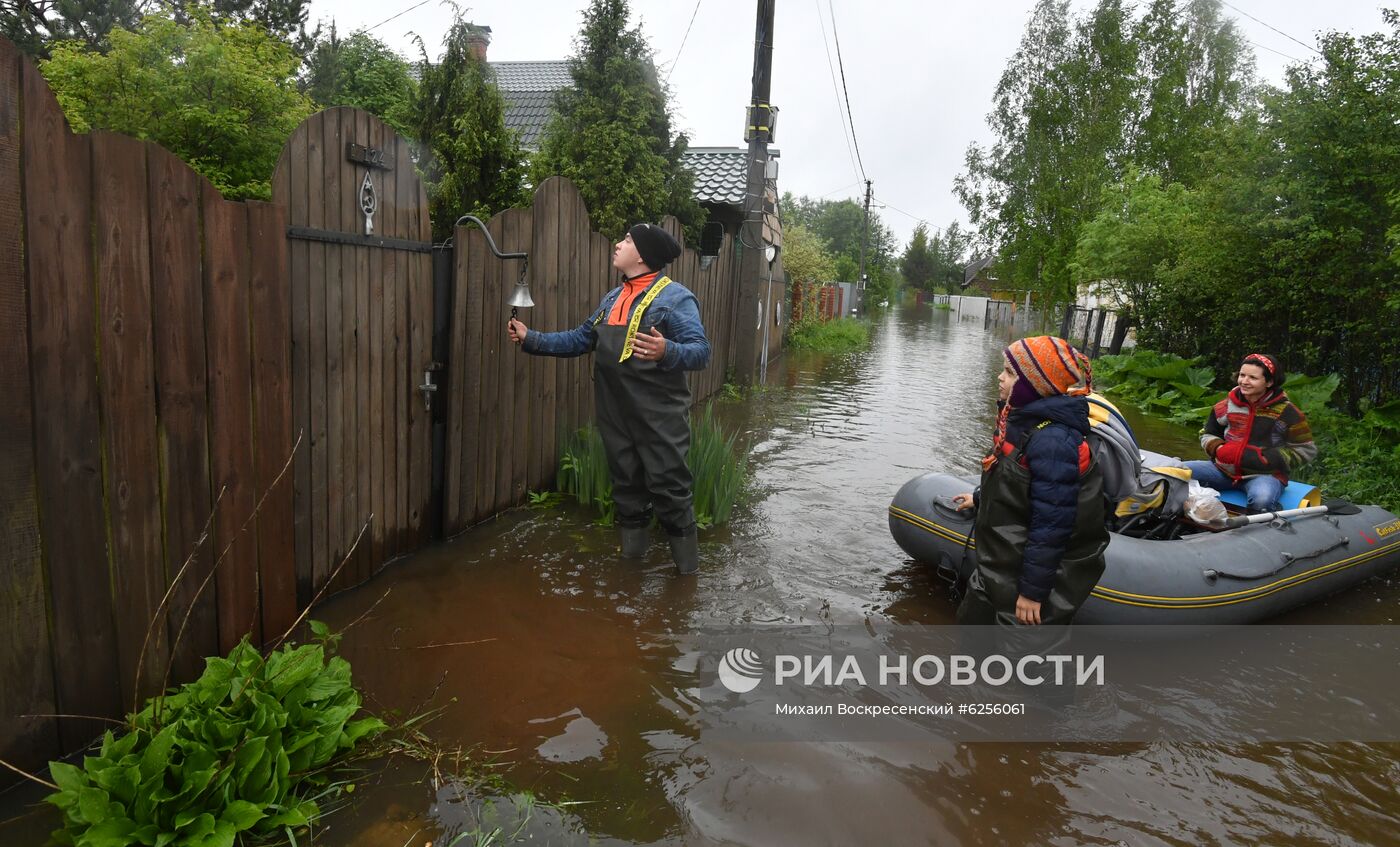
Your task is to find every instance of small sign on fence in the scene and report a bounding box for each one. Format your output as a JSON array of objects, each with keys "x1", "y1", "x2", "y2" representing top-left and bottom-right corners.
[{"x1": 345, "y1": 142, "x2": 391, "y2": 170}]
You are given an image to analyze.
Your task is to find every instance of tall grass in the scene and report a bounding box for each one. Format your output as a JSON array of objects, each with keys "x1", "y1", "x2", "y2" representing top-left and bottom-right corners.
[
  {"x1": 787, "y1": 317, "x2": 871, "y2": 353},
  {"x1": 688, "y1": 405, "x2": 748, "y2": 527},
  {"x1": 557, "y1": 425, "x2": 616, "y2": 525},
  {"x1": 556, "y1": 406, "x2": 749, "y2": 528}
]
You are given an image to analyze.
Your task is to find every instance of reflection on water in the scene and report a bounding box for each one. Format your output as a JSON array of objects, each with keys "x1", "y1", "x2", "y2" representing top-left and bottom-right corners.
[{"x1": 3, "y1": 305, "x2": 1395, "y2": 846}]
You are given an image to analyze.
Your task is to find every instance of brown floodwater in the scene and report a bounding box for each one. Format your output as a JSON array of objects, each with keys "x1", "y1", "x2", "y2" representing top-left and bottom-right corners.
[{"x1": 4, "y1": 305, "x2": 1397, "y2": 846}]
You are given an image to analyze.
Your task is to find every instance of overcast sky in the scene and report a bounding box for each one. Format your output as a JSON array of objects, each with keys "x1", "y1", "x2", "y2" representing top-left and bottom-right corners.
[{"x1": 308, "y1": 0, "x2": 1396, "y2": 249}]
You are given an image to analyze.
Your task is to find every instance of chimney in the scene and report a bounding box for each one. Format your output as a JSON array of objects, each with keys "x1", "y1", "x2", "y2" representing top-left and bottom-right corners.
[{"x1": 465, "y1": 24, "x2": 492, "y2": 61}]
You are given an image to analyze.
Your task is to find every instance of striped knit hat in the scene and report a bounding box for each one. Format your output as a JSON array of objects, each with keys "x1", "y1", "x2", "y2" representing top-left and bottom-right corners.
[{"x1": 1004, "y1": 336, "x2": 1092, "y2": 408}]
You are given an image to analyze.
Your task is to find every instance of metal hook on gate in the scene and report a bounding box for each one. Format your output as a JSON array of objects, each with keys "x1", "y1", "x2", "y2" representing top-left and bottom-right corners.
[{"x1": 446, "y1": 215, "x2": 532, "y2": 321}]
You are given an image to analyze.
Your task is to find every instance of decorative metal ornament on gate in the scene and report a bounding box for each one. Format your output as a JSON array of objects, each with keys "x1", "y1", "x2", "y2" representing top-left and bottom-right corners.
[{"x1": 360, "y1": 172, "x2": 378, "y2": 235}]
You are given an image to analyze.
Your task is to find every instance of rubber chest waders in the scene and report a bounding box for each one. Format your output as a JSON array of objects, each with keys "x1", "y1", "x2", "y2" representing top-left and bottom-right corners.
[
  {"x1": 591, "y1": 276, "x2": 696, "y2": 535},
  {"x1": 957, "y1": 422, "x2": 1109, "y2": 627}
]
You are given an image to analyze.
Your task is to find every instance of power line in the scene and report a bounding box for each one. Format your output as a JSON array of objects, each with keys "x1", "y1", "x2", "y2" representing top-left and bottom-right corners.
[
  {"x1": 1220, "y1": 1, "x2": 1321, "y2": 56},
  {"x1": 827, "y1": 0, "x2": 867, "y2": 181},
  {"x1": 874, "y1": 197, "x2": 928, "y2": 225},
  {"x1": 364, "y1": 0, "x2": 433, "y2": 34},
  {"x1": 665, "y1": 0, "x2": 704, "y2": 83},
  {"x1": 1248, "y1": 39, "x2": 1305, "y2": 65},
  {"x1": 817, "y1": 181, "x2": 863, "y2": 200},
  {"x1": 814, "y1": 0, "x2": 861, "y2": 185}
]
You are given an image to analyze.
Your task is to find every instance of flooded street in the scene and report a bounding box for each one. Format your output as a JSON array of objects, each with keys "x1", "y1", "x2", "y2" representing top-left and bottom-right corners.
[
  {"x1": 306, "y1": 304, "x2": 1398, "y2": 846},
  {"x1": 4, "y1": 305, "x2": 1397, "y2": 845}
]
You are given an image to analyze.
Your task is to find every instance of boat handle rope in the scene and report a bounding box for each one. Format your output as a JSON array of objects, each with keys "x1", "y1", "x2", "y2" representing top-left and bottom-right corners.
[{"x1": 1202, "y1": 534, "x2": 1350, "y2": 582}]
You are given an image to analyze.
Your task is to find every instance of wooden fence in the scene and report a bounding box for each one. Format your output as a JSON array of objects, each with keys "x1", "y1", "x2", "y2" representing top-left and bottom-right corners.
[
  {"x1": 0, "y1": 37, "x2": 750, "y2": 785},
  {"x1": 442, "y1": 178, "x2": 742, "y2": 531},
  {"x1": 791, "y1": 280, "x2": 844, "y2": 323},
  {"x1": 0, "y1": 38, "x2": 294, "y2": 773}
]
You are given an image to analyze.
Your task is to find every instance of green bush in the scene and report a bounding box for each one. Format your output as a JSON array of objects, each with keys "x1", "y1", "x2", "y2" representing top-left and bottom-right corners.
[
  {"x1": 1092, "y1": 348, "x2": 1219, "y2": 425},
  {"x1": 46, "y1": 622, "x2": 385, "y2": 847},
  {"x1": 557, "y1": 406, "x2": 748, "y2": 528},
  {"x1": 40, "y1": 12, "x2": 313, "y2": 201},
  {"x1": 787, "y1": 317, "x2": 871, "y2": 354},
  {"x1": 1095, "y1": 348, "x2": 1400, "y2": 511},
  {"x1": 1299, "y1": 402, "x2": 1400, "y2": 511}
]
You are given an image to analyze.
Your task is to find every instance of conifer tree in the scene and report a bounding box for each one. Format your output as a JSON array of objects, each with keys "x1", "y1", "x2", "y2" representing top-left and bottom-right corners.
[
  {"x1": 533, "y1": 0, "x2": 704, "y2": 243},
  {"x1": 901, "y1": 224, "x2": 936, "y2": 292},
  {"x1": 1, "y1": 0, "x2": 147, "y2": 56},
  {"x1": 411, "y1": 15, "x2": 527, "y2": 241}
]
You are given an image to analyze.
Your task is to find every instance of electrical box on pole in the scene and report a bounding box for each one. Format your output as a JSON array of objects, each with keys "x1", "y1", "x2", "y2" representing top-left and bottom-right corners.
[{"x1": 744, "y1": 104, "x2": 778, "y2": 143}]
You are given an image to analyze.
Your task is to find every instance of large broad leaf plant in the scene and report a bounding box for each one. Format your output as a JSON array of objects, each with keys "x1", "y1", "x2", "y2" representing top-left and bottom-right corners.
[{"x1": 46, "y1": 622, "x2": 385, "y2": 847}]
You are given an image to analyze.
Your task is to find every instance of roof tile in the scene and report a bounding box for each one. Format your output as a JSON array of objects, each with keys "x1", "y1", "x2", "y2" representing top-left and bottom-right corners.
[
  {"x1": 490, "y1": 60, "x2": 574, "y2": 92},
  {"x1": 682, "y1": 148, "x2": 748, "y2": 206}
]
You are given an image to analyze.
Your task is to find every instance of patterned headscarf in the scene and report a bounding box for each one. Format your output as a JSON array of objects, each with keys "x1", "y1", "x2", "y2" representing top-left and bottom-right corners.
[
  {"x1": 1241, "y1": 352, "x2": 1284, "y2": 388},
  {"x1": 985, "y1": 336, "x2": 1092, "y2": 470}
]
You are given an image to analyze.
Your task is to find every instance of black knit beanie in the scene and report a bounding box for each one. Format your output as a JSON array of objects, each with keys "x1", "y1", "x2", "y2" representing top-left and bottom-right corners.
[{"x1": 628, "y1": 223, "x2": 682, "y2": 271}]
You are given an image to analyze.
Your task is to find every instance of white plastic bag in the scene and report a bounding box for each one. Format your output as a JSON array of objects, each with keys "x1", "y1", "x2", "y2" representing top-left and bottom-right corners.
[{"x1": 1184, "y1": 489, "x2": 1227, "y2": 525}]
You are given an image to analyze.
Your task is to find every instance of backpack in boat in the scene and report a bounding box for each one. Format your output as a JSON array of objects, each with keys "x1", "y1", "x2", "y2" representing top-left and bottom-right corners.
[
  {"x1": 1086, "y1": 394, "x2": 1145, "y2": 504},
  {"x1": 1084, "y1": 394, "x2": 1193, "y2": 518}
]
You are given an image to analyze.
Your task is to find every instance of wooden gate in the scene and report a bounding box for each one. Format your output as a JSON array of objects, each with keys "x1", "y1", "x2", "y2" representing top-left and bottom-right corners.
[{"x1": 272, "y1": 108, "x2": 433, "y2": 599}]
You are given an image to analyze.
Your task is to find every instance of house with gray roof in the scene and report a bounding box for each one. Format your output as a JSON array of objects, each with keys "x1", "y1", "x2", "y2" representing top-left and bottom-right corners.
[
  {"x1": 447, "y1": 27, "x2": 782, "y2": 256},
  {"x1": 490, "y1": 60, "x2": 572, "y2": 149},
  {"x1": 962, "y1": 255, "x2": 997, "y2": 295}
]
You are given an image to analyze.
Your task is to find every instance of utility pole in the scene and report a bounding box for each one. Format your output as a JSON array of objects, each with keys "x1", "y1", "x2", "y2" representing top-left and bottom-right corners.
[
  {"x1": 857, "y1": 178, "x2": 872, "y2": 313},
  {"x1": 734, "y1": 0, "x2": 775, "y2": 385}
]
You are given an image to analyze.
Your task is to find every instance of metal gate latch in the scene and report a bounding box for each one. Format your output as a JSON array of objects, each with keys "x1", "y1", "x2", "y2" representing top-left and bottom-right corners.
[{"x1": 418, "y1": 361, "x2": 443, "y2": 412}]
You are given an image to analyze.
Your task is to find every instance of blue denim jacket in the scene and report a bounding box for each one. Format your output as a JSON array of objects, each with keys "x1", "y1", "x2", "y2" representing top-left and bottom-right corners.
[{"x1": 521, "y1": 278, "x2": 711, "y2": 372}]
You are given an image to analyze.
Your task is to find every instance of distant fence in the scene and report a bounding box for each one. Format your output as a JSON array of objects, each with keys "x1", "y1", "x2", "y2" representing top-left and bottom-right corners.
[
  {"x1": 791, "y1": 280, "x2": 844, "y2": 322},
  {"x1": 1060, "y1": 304, "x2": 1130, "y2": 358},
  {"x1": 0, "y1": 37, "x2": 745, "y2": 786}
]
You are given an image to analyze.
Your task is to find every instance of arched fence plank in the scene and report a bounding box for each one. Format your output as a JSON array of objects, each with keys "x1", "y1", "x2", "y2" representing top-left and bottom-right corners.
[{"x1": 1, "y1": 40, "x2": 294, "y2": 783}]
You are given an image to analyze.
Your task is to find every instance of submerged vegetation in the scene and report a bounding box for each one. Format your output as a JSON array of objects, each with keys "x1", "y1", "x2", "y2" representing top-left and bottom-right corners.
[
  {"x1": 687, "y1": 405, "x2": 748, "y2": 527},
  {"x1": 45, "y1": 621, "x2": 384, "y2": 847},
  {"x1": 787, "y1": 317, "x2": 871, "y2": 354},
  {"x1": 39, "y1": 617, "x2": 572, "y2": 847},
  {"x1": 1095, "y1": 349, "x2": 1400, "y2": 511},
  {"x1": 557, "y1": 405, "x2": 748, "y2": 528}
]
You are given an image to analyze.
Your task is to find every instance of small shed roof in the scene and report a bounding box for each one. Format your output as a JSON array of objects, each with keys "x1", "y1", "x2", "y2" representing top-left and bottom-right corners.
[{"x1": 684, "y1": 147, "x2": 748, "y2": 206}]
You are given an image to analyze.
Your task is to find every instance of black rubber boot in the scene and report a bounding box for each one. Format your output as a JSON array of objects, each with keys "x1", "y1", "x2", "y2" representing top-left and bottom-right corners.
[
  {"x1": 668, "y1": 530, "x2": 699, "y2": 575},
  {"x1": 619, "y1": 524, "x2": 650, "y2": 559}
]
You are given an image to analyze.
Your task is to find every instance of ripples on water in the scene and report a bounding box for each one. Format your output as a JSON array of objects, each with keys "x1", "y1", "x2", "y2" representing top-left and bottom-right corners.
[{"x1": 4, "y1": 305, "x2": 1395, "y2": 847}]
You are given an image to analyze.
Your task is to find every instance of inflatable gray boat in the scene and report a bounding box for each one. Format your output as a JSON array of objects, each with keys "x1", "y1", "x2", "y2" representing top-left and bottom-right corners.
[{"x1": 889, "y1": 464, "x2": 1400, "y2": 624}]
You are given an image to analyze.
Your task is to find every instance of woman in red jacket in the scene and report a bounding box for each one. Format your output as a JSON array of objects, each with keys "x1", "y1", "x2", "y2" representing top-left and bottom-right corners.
[{"x1": 1184, "y1": 353, "x2": 1317, "y2": 514}]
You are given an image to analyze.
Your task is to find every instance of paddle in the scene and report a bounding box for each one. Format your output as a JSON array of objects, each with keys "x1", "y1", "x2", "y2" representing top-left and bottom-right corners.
[{"x1": 1212, "y1": 498, "x2": 1363, "y2": 530}]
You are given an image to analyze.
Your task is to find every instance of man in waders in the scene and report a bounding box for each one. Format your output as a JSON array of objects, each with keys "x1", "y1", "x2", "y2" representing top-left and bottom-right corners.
[{"x1": 507, "y1": 223, "x2": 711, "y2": 574}]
